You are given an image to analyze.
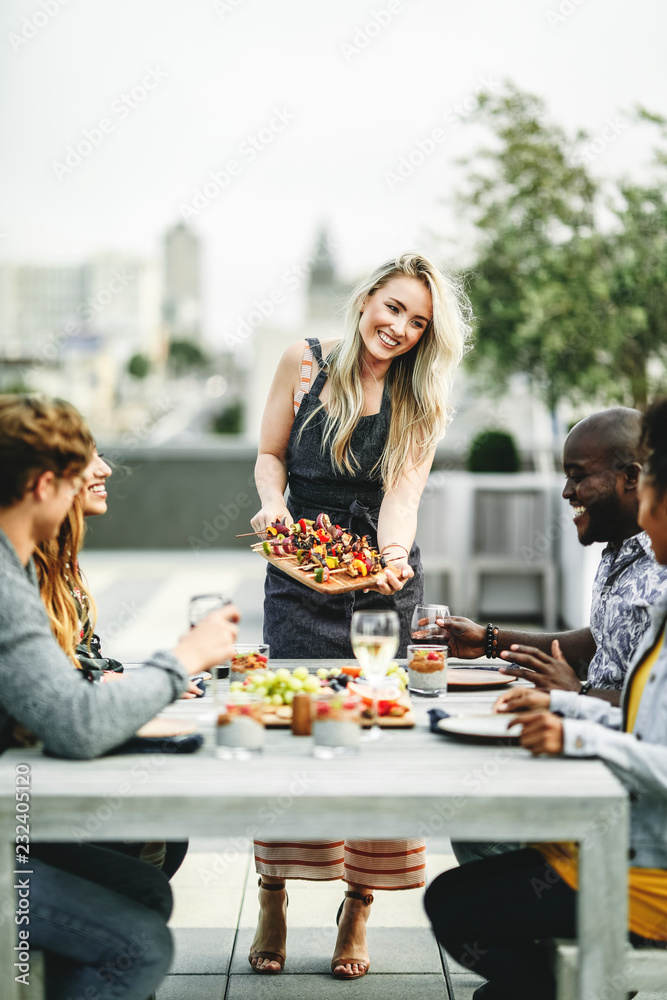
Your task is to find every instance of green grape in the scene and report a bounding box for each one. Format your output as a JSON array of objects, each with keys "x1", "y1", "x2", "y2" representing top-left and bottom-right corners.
[
  {"x1": 292, "y1": 666, "x2": 309, "y2": 681},
  {"x1": 316, "y1": 668, "x2": 328, "y2": 679},
  {"x1": 263, "y1": 670, "x2": 275, "y2": 683},
  {"x1": 283, "y1": 690, "x2": 295, "y2": 704},
  {"x1": 263, "y1": 695, "x2": 273, "y2": 705},
  {"x1": 288, "y1": 677, "x2": 303, "y2": 691},
  {"x1": 254, "y1": 685, "x2": 268, "y2": 698},
  {"x1": 229, "y1": 681, "x2": 244, "y2": 691},
  {"x1": 303, "y1": 677, "x2": 320, "y2": 694},
  {"x1": 275, "y1": 668, "x2": 291, "y2": 681},
  {"x1": 271, "y1": 693, "x2": 283, "y2": 706}
]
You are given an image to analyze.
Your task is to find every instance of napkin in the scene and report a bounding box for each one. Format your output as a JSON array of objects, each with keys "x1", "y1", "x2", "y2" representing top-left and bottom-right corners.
[{"x1": 427, "y1": 708, "x2": 452, "y2": 733}]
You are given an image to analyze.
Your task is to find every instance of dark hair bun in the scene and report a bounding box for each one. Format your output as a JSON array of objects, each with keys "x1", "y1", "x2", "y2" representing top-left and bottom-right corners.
[{"x1": 642, "y1": 398, "x2": 667, "y2": 497}]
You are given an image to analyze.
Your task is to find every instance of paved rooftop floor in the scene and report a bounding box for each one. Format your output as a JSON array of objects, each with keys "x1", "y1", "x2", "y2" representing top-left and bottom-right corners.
[{"x1": 83, "y1": 551, "x2": 666, "y2": 999}]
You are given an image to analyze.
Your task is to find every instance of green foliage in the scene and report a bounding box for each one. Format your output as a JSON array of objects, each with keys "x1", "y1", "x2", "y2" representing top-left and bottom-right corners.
[
  {"x1": 127, "y1": 353, "x2": 150, "y2": 379},
  {"x1": 459, "y1": 83, "x2": 667, "y2": 408},
  {"x1": 0, "y1": 379, "x2": 34, "y2": 394},
  {"x1": 168, "y1": 338, "x2": 209, "y2": 375},
  {"x1": 211, "y1": 401, "x2": 243, "y2": 435},
  {"x1": 467, "y1": 429, "x2": 520, "y2": 473}
]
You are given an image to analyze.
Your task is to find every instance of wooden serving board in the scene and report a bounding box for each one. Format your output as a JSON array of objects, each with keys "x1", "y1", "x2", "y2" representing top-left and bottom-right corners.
[
  {"x1": 262, "y1": 692, "x2": 415, "y2": 729},
  {"x1": 251, "y1": 542, "x2": 386, "y2": 594}
]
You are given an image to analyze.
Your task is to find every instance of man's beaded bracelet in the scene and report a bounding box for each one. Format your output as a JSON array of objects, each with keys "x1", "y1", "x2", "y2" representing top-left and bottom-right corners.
[{"x1": 485, "y1": 623, "x2": 499, "y2": 659}]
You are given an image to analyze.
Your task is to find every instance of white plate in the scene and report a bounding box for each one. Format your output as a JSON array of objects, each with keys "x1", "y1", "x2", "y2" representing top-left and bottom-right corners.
[{"x1": 436, "y1": 713, "x2": 523, "y2": 741}]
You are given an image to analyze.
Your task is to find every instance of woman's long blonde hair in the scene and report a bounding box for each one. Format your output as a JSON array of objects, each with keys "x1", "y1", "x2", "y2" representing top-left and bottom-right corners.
[
  {"x1": 300, "y1": 252, "x2": 472, "y2": 492},
  {"x1": 33, "y1": 499, "x2": 97, "y2": 667}
]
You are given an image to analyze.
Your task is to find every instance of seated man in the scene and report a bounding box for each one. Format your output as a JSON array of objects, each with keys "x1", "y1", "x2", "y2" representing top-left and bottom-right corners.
[
  {"x1": 0, "y1": 394, "x2": 239, "y2": 1000},
  {"x1": 440, "y1": 407, "x2": 667, "y2": 703},
  {"x1": 425, "y1": 398, "x2": 667, "y2": 1000}
]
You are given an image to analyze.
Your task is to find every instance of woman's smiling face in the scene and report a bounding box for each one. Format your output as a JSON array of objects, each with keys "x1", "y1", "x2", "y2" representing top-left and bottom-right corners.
[
  {"x1": 358, "y1": 275, "x2": 432, "y2": 368},
  {"x1": 81, "y1": 449, "x2": 112, "y2": 517}
]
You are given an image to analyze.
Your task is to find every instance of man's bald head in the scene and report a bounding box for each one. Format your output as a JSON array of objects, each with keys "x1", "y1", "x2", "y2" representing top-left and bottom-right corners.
[
  {"x1": 563, "y1": 407, "x2": 644, "y2": 548},
  {"x1": 565, "y1": 407, "x2": 644, "y2": 472}
]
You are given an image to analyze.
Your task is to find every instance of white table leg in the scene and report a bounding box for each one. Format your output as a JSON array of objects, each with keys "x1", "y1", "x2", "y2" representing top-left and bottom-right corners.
[{"x1": 577, "y1": 800, "x2": 628, "y2": 1000}]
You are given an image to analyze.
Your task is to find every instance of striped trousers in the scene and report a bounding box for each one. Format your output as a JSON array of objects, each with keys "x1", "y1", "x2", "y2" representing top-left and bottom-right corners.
[{"x1": 254, "y1": 838, "x2": 426, "y2": 890}]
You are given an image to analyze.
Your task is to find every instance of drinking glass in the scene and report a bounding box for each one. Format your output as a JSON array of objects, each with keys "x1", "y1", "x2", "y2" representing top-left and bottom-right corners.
[
  {"x1": 410, "y1": 604, "x2": 450, "y2": 644},
  {"x1": 215, "y1": 692, "x2": 265, "y2": 760},
  {"x1": 188, "y1": 593, "x2": 232, "y2": 692},
  {"x1": 188, "y1": 593, "x2": 231, "y2": 627},
  {"x1": 351, "y1": 610, "x2": 400, "y2": 743}
]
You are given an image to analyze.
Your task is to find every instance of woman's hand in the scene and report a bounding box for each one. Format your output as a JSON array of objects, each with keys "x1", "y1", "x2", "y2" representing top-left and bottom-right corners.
[
  {"x1": 173, "y1": 605, "x2": 240, "y2": 676},
  {"x1": 368, "y1": 556, "x2": 413, "y2": 595},
  {"x1": 494, "y1": 688, "x2": 550, "y2": 714},
  {"x1": 250, "y1": 505, "x2": 293, "y2": 534}
]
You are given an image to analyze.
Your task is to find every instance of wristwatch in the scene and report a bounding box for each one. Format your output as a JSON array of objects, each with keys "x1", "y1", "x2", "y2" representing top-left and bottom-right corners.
[{"x1": 579, "y1": 680, "x2": 592, "y2": 696}]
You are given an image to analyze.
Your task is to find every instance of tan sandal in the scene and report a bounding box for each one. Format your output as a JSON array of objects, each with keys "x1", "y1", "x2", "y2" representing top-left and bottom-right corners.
[
  {"x1": 331, "y1": 890, "x2": 374, "y2": 979},
  {"x1": 248, "y1": 878, "x2": 288, "y2": 974}
]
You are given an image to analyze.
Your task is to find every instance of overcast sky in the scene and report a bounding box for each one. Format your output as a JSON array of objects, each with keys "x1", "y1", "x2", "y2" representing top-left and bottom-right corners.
[{"x1": 1, "y1": 0, "x2": 665, "y2": 345}]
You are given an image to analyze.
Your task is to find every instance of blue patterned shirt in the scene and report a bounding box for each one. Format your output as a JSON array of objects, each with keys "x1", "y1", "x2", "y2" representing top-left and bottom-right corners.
[{"x1": 588, "y1": 531, "x2": 667, "y2": 689}]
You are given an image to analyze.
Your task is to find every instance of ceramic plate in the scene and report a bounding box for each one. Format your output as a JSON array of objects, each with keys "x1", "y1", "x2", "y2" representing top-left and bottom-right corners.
[
  {"x1": 446, "y1": 669, "x2": 515, "y2": 689},
  {"x1": 436, "y1": 713, "x2": 523, "y2": 742}
]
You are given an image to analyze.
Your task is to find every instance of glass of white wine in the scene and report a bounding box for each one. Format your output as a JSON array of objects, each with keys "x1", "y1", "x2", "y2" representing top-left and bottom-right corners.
[{"x1": 350, "y1": 610, "x2": 400, "y2": 743}]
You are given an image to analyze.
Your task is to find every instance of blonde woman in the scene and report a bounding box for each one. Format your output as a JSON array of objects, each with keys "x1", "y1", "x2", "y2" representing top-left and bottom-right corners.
[{"x1": 249, "y1": 252, "x2": 471, "y2": 978}]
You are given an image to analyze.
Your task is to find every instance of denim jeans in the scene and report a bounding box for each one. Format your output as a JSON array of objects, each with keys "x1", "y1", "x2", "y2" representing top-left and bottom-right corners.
[{"x1": 27, "y1": 843, "x2": 174, "y2": 1000}]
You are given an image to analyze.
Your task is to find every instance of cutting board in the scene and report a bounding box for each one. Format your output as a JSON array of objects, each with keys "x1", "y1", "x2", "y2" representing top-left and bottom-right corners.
[
  {"x1": 262, "y1": 692, "x2": 415, "y2": 729},
  {"x1": 252, "y1": 542, "x2": 386, "y2": 594}
]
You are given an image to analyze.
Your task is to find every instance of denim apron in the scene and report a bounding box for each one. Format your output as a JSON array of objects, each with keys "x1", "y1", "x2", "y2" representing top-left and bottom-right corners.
[{"x1": 263, "y1": 338, "x2": 424, "y2": 658}]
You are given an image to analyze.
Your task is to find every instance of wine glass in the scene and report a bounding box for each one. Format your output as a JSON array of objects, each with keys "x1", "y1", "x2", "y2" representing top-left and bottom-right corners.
[
  {"x1": 410, "y1": 604, "x2": 450, "y2": 644},
  {"x1": 351, "y1": 610, "x2": 400, "y2": 743}
]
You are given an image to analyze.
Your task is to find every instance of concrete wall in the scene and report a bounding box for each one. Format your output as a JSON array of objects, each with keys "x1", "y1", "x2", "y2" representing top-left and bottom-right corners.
[{"x1": 85, "y1": 443, "x2": 260, "y2": 551}]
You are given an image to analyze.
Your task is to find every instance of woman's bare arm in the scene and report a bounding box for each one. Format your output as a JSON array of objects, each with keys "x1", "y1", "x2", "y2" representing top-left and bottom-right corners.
[
  {"x1": 251, "y1": 341, "x2": 307, "y2": 533},
  {"x1": 374, "y1": 447, "x2": 436, "y2": 594}
]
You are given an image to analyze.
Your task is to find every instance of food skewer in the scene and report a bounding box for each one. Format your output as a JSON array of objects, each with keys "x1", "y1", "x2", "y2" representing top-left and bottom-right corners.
[{"x1": 235, "y1": 530, "x2": 269, "y2": 538}]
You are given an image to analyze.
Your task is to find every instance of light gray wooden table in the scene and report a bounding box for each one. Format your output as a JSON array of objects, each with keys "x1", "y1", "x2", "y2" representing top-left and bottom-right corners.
[{"x1": 0, "y1": 660, "x2": 629, "y2": 1000}]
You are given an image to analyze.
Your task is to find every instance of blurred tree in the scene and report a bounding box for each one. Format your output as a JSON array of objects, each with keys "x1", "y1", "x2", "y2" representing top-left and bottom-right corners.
[
  {"x1": 604, "y1": 171, "x2": 667, "y2": 406},
  {"x1": 458, "y1": 85, "x2": 667, "y2": 408},
  {"x1": 211, "y1": 401, "x2": 243, "y2": 435},
  {"x1": 467, "y1": 429, "x2": 520, "y2": 472},
  {"x1": 127, "y1": 353, "x2": 150, "y2": 379},
  {"x1": 168, "y1": 338, "x2": 209, "y2": 375}
]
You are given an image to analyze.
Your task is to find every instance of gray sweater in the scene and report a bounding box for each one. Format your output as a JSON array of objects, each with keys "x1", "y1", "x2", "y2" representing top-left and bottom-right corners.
[{"x1": 0, "y1": 529, "x2": 189, "y2": 758}]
